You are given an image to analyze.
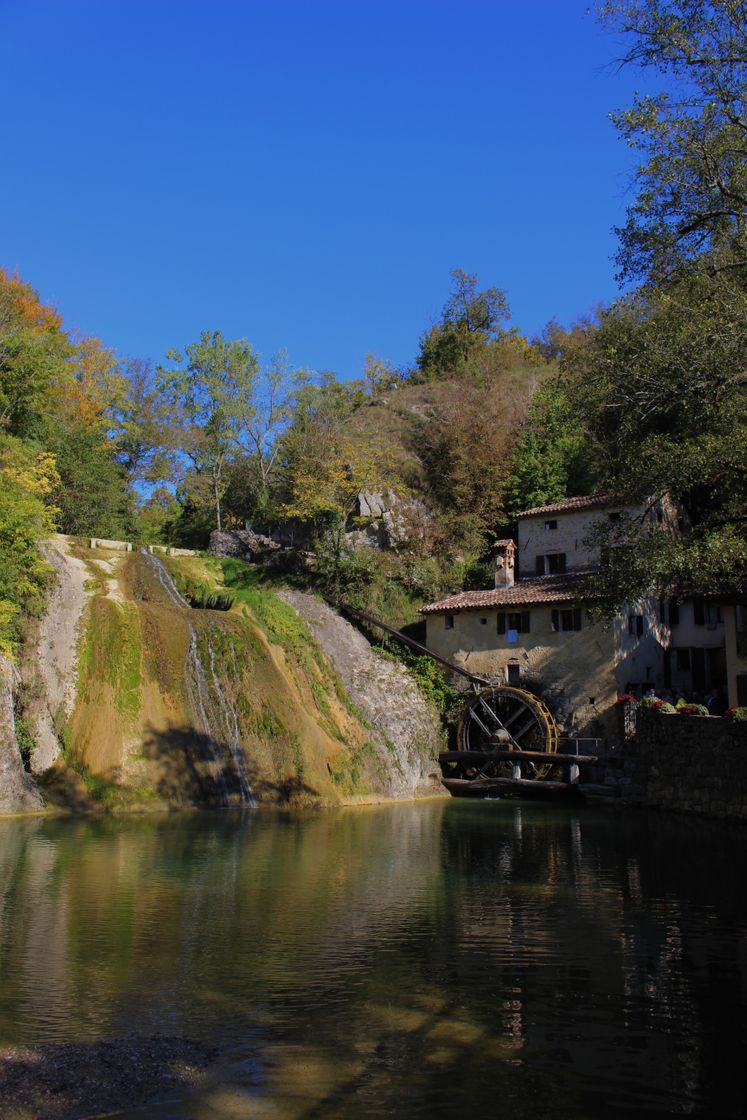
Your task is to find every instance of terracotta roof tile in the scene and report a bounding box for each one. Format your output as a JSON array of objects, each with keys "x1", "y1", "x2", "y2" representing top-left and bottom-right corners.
[
  {"x1": 420, "y1": 572, "x2": 594, "y2": 614},
  {"x1": 517, "y1": 494, "x2": 614, "y2": 518}
]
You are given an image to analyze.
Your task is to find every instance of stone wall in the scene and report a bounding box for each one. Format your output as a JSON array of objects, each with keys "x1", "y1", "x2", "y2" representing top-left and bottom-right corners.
[{"x1": 620, "y1": 708, "x2": 747, "y2": 821}]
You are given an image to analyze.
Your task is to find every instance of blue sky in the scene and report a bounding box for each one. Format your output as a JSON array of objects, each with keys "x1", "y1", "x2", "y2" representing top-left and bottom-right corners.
[{"x1": 1, "y1": 1, "x2": 650, "y2": 378}]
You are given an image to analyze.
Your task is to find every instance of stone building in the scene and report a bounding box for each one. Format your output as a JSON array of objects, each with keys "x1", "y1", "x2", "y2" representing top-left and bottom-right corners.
[{"x1": 421, "y1": 495, "x2": 681, "y2": 735}]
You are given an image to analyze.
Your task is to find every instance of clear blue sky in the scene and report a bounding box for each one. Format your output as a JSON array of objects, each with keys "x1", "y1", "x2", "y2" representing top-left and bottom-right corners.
[{"x1": 1, "y1": 1, "x2": 648, "y2": 378}]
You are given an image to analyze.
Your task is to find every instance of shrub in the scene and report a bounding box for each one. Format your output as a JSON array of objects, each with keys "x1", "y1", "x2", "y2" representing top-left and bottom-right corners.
[{"x1": 678, "y1": 703, "x2": 709, "y2": 716}]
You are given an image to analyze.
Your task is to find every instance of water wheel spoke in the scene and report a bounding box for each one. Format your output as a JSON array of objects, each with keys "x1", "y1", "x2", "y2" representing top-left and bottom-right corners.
[
  {"x1": 511, "y1": 717, "x2": 544, "y2": 744},
  {"x1": 468, "y1": 706, "x2": 493, "y2": 738},
  {"x1": 477, "y1": 695, "x2": 505, "y2": 729},
  {"x1": 500, "y1": 704, "x2": 531, "y2": 731}
]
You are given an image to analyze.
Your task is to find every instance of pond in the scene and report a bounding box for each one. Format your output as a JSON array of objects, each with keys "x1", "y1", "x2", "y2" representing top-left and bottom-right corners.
[{"x1": 0, "y1": 800, "x2": 745, "y2": 1118}]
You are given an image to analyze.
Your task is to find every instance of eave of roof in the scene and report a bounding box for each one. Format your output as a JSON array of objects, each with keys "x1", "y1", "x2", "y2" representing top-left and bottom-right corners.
[
  {"x1": 420, "y1": 572, "x2": 595, "y2": 614},
  {"x1": 517, "y1": 494, "x2": 615, "y2": 518}
]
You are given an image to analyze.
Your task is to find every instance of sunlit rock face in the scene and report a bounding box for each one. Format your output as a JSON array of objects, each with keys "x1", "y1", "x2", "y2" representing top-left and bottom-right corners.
[
  {"x1": 279, "y1": 590, "x2": 446, "y2": 800},
  {"x1": 13, "y1": 543, "x2": 443, "y2": 814}
]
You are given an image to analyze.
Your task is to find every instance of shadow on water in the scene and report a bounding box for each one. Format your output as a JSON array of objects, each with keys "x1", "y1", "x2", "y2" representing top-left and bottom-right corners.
[
  {"x1": 141, "y1": 723, "x2": 321, "y2": 807},
  {"x1": 0, "y1": 1036, "x2": 216, "y2": 1120}
]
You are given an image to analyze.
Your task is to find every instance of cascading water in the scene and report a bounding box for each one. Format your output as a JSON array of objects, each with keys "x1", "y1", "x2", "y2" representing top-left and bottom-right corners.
[
  {"x1": 141, "y1": 550, "x2": 255, "y2": 808},
  {"x1": 141, "y1": 549, "x2": 191, "y2": 609},
  {"x1": 208, "y1": 637, "x2": 255, "y2": 805}
]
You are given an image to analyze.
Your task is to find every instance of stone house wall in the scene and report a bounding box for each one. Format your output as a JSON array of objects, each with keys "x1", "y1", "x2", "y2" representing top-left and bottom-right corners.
[{"x1": 425, "y1": 604, "x2": 617, "y2": 734}]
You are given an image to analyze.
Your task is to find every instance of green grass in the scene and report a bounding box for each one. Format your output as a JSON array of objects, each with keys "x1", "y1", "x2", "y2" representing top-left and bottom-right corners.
[{"x1": 79, "y1": 598, "x2": 142, "y2": 718}]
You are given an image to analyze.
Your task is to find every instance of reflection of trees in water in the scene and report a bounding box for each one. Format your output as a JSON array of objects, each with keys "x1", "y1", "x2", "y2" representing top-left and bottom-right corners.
[
  {"x1": 0, "y1": 805, "x2": 448, "y2": 1045},
  {"x1": 0, "y1": 806, "x2": 746, "y2": 1117},
  {"x1": 433, "y1": 805, "x2": 747, "y2": 1116}
]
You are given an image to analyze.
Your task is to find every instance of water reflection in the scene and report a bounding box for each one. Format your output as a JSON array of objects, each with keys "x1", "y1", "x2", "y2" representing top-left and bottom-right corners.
[{"x1": 0, "y1": 803, "x2": 745, "y2": 1118}]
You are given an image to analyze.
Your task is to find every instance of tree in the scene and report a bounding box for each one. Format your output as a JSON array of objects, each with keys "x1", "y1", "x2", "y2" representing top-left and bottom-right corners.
[
  {"x1": 362, "y1": 353, "x2": 399, "y2": 398},
  {"x1": 601, "y1": 0, "x2": 747, "y2": 284},
  {"x1": 416, "y1": 269, "x2": 510, "y2": 378},
  {"x1": 0, "y1": 269, "x2": 71, "y2": 439},
  {"x1": 112, "y1": 357, "x2": 178, "y2": 488},
  {"x1": 567, "y1": 272, "x2": 747, "y2": 603},
  {"x1": 157, "y1": 331, "x2": 261, "y2": 531},
  {"x1": 506, "y1": 379, "x2": 600, "y2": 518},
  {"x1": 416, "y1": 376, "x2": 533, "y2": 549},
  {"x1": 0, "y1": 436, "x2": 59, "y2": 653},
  {"x1": 234, "y1": 349, "x2": 308, "y2": 519},
  {"x1": 279, "y1": 378, "x2": 391, "y2": 526}
]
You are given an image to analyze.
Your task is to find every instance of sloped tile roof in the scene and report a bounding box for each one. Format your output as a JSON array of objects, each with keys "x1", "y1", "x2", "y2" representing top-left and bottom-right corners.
[
  {"x1": 420, "y1": 572, "x2": 595, "y2": 614},
  {"x1": 517, "y1": 494, "x2": 614, "y2": 518}
]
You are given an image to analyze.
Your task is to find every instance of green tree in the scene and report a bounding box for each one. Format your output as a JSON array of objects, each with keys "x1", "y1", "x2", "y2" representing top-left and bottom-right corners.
[
  {"x1": 601, "y1": 0, "x2": 747, "y2": 284},
  {"x1": 0, "y1": 436, "x2": 59, "y2": 653},
  {"x1": 506, "y1": 379, "x2": 600, "y2": 517},
  {"x1": 416, "y1": 269, "x2": 510, "y2": 378},
  {"x1": 158, "y1": 331, "x2": 261, "y2": 531},
  {"x1": 569, "y1": 273, "x2": 747, "y2": 604}
]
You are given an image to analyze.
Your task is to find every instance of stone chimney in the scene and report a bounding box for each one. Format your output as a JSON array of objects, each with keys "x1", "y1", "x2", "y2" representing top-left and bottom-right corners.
[{"x1": 493, "y1": 539, "x2": 516, "y2": 589}]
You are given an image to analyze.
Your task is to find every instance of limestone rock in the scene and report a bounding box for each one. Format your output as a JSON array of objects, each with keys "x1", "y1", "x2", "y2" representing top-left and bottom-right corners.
[
  {"x1": 278, "y1": 590, "x2": 446, "y2": 799},
  {"x1": 0, "y1": 655, "x2": 43, "y2": 814}
]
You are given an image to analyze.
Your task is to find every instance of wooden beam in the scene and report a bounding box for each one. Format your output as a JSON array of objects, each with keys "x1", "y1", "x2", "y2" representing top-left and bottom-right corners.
[
  {"x1": 441, "y1": 777, "x2": 574, "y2": 793},
  {"x1": 439, "y1": 750, "x2": 597, "y2": 765}
]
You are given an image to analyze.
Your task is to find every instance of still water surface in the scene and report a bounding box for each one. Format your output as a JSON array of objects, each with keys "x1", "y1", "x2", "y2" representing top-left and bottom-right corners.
[{"x1": 1, "y1": 800, "x2": 745, "y2": 1118}]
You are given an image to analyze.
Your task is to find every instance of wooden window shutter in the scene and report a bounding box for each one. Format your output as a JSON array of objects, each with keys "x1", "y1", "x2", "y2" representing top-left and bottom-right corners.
[
  {"x1": 551, "y1": 610, "x2": 559, "y2": 632},
  {"x1": 573, "y1": 608, "x2": 582, "y2": 631},
  {"x1": 497, "y1": 613, "x2": 506, "y2": 634},
  {"x1": 693, "y1": 599, "x2": 705, "y2": 625},
  {"x1": 535, "y1": 555, "x2": 545, "y2": 576},
  {"x1": 521, "y1": 611, "x2": 530, "y2": 634}
]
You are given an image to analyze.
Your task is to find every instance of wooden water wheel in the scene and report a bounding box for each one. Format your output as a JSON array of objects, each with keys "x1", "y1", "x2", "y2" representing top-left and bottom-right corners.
[{"x1": 456, "y1": 685, "x2": 558, "y2": 780}]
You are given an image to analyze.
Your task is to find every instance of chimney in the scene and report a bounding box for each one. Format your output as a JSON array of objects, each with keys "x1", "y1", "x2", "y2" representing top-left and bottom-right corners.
[{"x1": 493, "y1": 539, "x2": 516, "y2": 589}]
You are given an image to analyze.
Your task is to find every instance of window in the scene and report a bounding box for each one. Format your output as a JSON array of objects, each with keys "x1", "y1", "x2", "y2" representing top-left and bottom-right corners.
[
  {"x1": 608, "y1": 511, "x2": 621, "y2": 523},
  {"x1": 444, "y1": 615, "x2": 454, "y2": 630},
  {"x1": 535, "y1": 553, "x2": 567, "y2": 575},
  {"x1": 675, "y1": 648, "x2": 691, "y2": 672},
  {"x1": 497, "y1": 611, "x2": 530, "y2": 635},
  {"x1": 480, "y1": 617, "x2": 487, "y2": 625},
  {"x1": 705, "y1": 603, "x2": 723, "y2": 626},
  {"x1": 551, "y1": 608, "x2": 582, "y2": 632},
  {"x1": 544, "y1": 519, "x2": 557, "y2": 530},
  {"x1": 628, "y1": 613, "x2": 644, "y2": 637},
  {"x1": 669, "y1": 599, "x2": 680, "y2": 626},
  {"x1": 693, "y1": 598, "x2": 705, "y2": 625}
]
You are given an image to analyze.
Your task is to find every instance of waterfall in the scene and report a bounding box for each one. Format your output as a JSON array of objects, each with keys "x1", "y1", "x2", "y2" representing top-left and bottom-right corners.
[
  {"x1": 208, "y1": 636, "x2": 255, "y2": 806},
  {"x1": 141, "y1": 549, "x2": 190, "y2": 608},
  {"x1": 142, "y1": 550, "x2": 254, "y2": 807}
]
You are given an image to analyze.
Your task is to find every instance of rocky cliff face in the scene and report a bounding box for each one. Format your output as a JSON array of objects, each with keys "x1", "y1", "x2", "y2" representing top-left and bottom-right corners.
[
  {"x1": 5, "y1": 543, "x2": 444, "y2": 814},
  {"x1": 279, "y1": 590, "x2": 445, "y2": 800},
  {"x1": 0, "y1": 655, "x2": 43, "y2": 814}
]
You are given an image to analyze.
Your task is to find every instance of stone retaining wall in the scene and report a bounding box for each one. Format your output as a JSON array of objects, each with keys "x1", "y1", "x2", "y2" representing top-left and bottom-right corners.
[{"x1": 620, "y1": 709, "x2": 747, "y2": 821}]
